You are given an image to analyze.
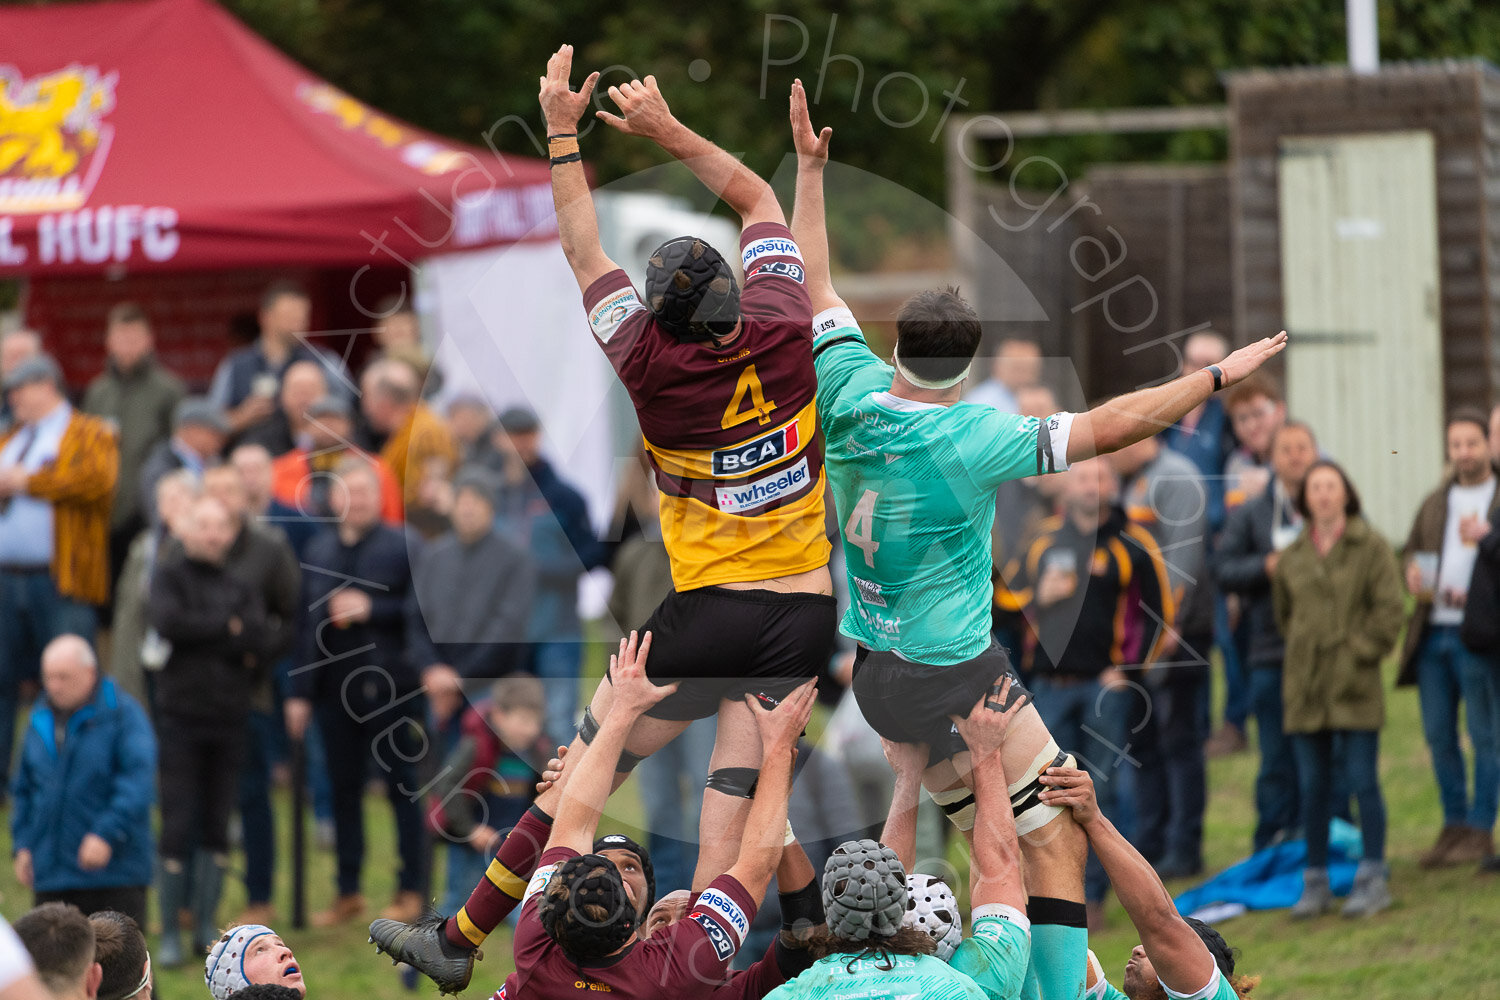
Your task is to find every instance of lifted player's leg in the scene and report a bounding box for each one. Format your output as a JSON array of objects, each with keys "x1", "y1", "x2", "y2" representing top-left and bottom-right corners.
[{"x1": 692, "y1": 695, "x2": 764, "y2": 892}]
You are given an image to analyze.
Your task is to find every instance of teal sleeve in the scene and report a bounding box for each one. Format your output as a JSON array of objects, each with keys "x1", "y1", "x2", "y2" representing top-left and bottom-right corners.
[
  {"x1": 960, "y1": 409, "x2": 1047, "y2": 489},
  {"x1": 951, "y1": 917, "x2": 1031, "y2": 1000},
  {"x1": 812, "y1": 310, "x2": 883, "y2": 407},
  {"x1": 1102, "y1": 983, "x2": 1130, "y2": 1000}
]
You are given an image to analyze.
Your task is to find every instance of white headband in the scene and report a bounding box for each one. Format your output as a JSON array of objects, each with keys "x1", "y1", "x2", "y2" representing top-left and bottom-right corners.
[{"x1": 892, "y1": 343, "x2": 973, "y2": 391}]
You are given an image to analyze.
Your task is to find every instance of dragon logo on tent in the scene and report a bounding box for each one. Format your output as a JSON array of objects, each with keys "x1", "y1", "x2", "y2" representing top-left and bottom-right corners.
[{"x1": 0, "y1": 64, "x2": 117, "y2": 214}]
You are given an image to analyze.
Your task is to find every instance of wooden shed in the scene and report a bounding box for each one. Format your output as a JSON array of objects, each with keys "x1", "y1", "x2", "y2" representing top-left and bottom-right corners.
[{"x1": 1229, "y1": 60, "x2": 1500, "y2": 537}]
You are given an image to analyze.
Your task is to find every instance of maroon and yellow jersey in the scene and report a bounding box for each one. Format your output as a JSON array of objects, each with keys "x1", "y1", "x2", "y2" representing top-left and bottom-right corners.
[{"x1": 583, "y1": 222, "x2": 830, "y2": 590}]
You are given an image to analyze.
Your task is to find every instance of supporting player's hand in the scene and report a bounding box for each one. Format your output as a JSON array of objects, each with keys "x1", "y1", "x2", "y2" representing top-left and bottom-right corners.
[
  {"x1": 790, "y1": 79, "x2": 831, "y2": 166},
  {"x1": 880, "y1": 737, "x2": 929, "y2": 779},
  {"x1": 539, "y1": 44, "x2": 600, "y2": 134},
  {"x1": 1037, "y1": 765, "x2": 1102, "y2": 826},
  {"x1": 747, "y1": 678, "x2": 818, "y2": 754},
  {"x1": 536, "y1": 745, "x2": 569, "y2": 794},
  {"x1": 596, "y1": 76, "x2": 676, "y2": 140},
  {"x1": 951, "y1": 677, "x2": 1025, "y2": 762},
  {"x1": 1216, "y1": 330, "x2": 1287, "y2": 389},
  {"x1": 609, "y1": 631, "x2": 677, "y2": 719}
]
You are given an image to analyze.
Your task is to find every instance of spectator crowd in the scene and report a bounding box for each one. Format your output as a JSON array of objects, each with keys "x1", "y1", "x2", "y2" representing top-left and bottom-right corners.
[{"x1": 1, "y1": 284, "x2": 1499, "y2": 991}]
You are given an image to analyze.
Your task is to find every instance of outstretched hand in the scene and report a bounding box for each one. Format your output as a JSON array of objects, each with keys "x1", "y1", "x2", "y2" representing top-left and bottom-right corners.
[
  {"x1": 951, "y1": 677, "x2": 1026, "y2": 761},
  {"x1": 539, "y1": 44, "x2": 600, "y2": 134},
  {"x1": 790, "y1": 79, "x2": 831, "y2": 165},
  {"x1": 535, "y1": 745, "x2": 569, "y2": 794},
  {"x1": 747, "y1": 679, "x2": 818, "y2": 754},
  {"x1": 1037, "y1": 765, "x2": 1102, "y2": 826},
  {"x1": 1217, "y1": 330, "x2": 1288, "y2": 388},
  {"x1": 596, "y1": 76, "x2": 677, "y2": 140},
  {"x1": 609, "y1": 630, "x2": 677, "y2": 718}
]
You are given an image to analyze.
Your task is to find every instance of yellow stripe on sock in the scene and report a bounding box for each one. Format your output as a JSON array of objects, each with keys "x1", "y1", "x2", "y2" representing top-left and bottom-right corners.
[
  {"x1": 485, "y1": 859, "x2": 528, "y2": 899},
  {"x1": 455, "y1": 908, "x2": 486, "y2": 947}
]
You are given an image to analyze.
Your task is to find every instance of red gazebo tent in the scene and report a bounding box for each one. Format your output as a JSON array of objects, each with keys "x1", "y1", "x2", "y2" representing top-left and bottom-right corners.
[{"x1": 0, "y1": 0, "x2": 559, "y2": 384}]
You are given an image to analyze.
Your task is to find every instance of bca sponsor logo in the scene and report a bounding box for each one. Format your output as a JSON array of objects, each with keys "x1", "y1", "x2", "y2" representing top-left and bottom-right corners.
[
  {"x1": 714, "y1": 457, "x2": 810, "y2": 514},
  {"x1": 689, "y1": 912, "x2": 736, "y2": 961},
  {"x1": 0, "y1": 64, "x2": 117, "y2": 214},
  {"x1": 852, "y1": 576, "x2": 887, "y2": 608},
  {"x1": 749, "y1": 260, "x2": 804, "y2": 283},
  {"x1": 712, "y1": 421, "x2": 799, "y2": 476},
  {"x1": 741, "y1": 236, "x2": 802, "y2": 266},
  {"x1": 696, "y1": 889, "x2": 748, "y2": 940}
]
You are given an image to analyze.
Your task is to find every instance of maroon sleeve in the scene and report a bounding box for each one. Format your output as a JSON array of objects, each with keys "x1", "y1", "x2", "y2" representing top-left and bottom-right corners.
[
  {"x1": 582, "y1": 269, "x2": 656, "y2": 400},
  {"x1": 738, "y1": 221, "x2": 813, "y2": 340},
  {"x1": 655, "y1": 875, "x2": 760, "y2": 991},
  {"x1": 713, "y1": 939, "x2": 786, "y2": 998},
  {"x1": 509, "y1": 846, "x2": 578, "y2": 973}
]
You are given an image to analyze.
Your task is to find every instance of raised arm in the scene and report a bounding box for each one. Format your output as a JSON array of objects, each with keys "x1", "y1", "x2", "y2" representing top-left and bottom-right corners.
[
  {"x1": 952, "y1": 682, "x2": 1027, "y2": 912},
  {"x1": 1066, "y1": 333, "x2": 1287, "y2": 463},
  {"x1": 1039, "y1": 767, "x2": 1217, "y2": 995},
  {"x1": 547, "y1": 631, "x2": 676, "y2": 854},
  {"x1": 539, "y1": 45, "x2": 622, "y2": 293},
  {"x1": 724, "y1": 681, "x2": 819, "y2": 902},
  {"x1": 788, "y1": 80, "x2": 843, "y2": 314},
  {"x1": 878, "y1": 738, "x2": 929, "y2": 872},
  {"x1": 597, "y1": 77, "x2": 784, "y2": 229}
]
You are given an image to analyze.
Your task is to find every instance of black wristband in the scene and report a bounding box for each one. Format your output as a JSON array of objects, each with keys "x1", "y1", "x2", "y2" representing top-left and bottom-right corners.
[
  {"x1": 779, "y1": 878, "x2": 824, "y2": 932},
  {"x1": 547, "y1": 132, "x2": 578, "y2": 139},
  {"x1": 1204, "y1": 364, "x2": 1224, "y2": 392},
  {"x1": 550, "y1": 151, "x2": 583, "y2": 165}
]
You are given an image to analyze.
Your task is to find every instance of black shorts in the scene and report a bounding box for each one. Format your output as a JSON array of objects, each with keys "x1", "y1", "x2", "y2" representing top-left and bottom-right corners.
[
  {"x1": 852, "y1": 640, "x2": 1029, "y2": 766},
  {"x1": 615, "y1": 587, "x2": 838, "y2": 721}
]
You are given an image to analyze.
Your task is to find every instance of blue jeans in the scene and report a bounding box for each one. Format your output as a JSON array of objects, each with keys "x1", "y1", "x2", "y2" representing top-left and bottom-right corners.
[
  {"x1": 237, "y1": 709, "x2": 278, "y2": 904},
  {"x1": 1033, "y1": 676, "x2": 1132, "y2": 901},
  {"x1": 441, "y1": 842, "x2": 490, "y2": 917},
  {"x1": 1217, "y1": 596, "x2": 1250, "y2": 730},
  {"x1": 1415, "y1": 625, "x2": 1500, "y2": 829},
  {"x1": 1133, "y1": 660, "x2": 1209, "y2": 866},
  {"x1": 1291, "y1": 729, "x2": 1385, "y2": 868},
  {"x1": 1250, "y1": 666, "x2": 1300, "y2": 850},
  {"x1": 529, "y1": 642, "x2": 582, "y2": 751},
  {"x1": 636, "y1": 718, "x2": 717, "y2": 892},
  {"x1": 0, "y1": 570, "x2": 96, "y2": 786}
]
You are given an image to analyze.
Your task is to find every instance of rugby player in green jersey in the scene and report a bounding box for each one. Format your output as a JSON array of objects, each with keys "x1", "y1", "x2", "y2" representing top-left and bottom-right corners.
[
  {"x1": 788, "y1": 81, "x2": 1284, "y2": 1000},
  {"x1": 1041, "y1": 767, "x2": 1258, "y2": 1000}
]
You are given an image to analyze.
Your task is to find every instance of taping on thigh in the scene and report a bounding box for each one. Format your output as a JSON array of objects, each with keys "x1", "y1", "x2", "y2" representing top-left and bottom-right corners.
[
  {"x1": 928, "y1": 784, "x2": 977, "y2": 832},
  {"x1": 705, "y1": 767, "x2": 760, "y2": 799},
  {"x1": 577, "y1": 705, "x2": 646, "y2": 773},
  {"x1": 1008, "y1": 741, "x2": 1072, "y2": 837}
]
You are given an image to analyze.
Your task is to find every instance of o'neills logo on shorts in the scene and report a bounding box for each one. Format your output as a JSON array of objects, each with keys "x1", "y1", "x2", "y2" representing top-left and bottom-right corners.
[
  {"x1": 712, "y1": 421, "x2": 799, "y2": 476},
  {"x1": 714, "y1": 457, "x2": 810, "y2": 514}
]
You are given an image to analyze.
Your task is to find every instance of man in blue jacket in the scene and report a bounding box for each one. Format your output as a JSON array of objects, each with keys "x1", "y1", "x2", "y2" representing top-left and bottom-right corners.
[{"x1": 11, "y1": 634, "x2": 156, "y2": 929}]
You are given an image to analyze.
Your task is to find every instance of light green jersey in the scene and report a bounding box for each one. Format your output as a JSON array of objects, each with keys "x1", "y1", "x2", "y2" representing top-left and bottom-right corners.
[
  {"x1": 951, "y1": 911, "x2": 1031, "y2": 1000},
  {"x1": 764, "y1": 951, "x2": 988, "y2": 1000},
  {"x1": 812, "y1": 308, "x2": 1069, "y2": 664}
]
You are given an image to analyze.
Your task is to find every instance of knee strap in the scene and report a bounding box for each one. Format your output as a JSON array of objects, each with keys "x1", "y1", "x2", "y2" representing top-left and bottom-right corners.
[
  {"x1": 928, "y1": 785, "x2": 977, "y2": 832},
  {"x1": 705, "y1": 767, "x2": 760, "y2": 799},
  {"x1": 1007, "y1": 743, "x2": 1072, "y2": 837},
  {"x1": 577, "y1": 706, "x2": 646, "y2": 774}
]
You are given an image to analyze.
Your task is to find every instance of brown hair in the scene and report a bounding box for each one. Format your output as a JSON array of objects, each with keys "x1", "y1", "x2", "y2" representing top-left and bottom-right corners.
[
  {"x1": 894, "y1": 287, "x2": 982, "y2": 385},
  {"x1": 1448, "y1": 407, "x2": 1490, "y2": 437},
  {"x1": 807, "y1": 926, "x2": 936, "y2": 972},
  {"x1": 89, "y1": 911, "x2": 147, "y2": 1000},
  {"x1": 489, "y1": 673, "x2": 545, "y2": 716},
  {"x1": 106, "y1": 301, "x2": 149, "y2": 328},
  {"x1": 1294, "y1": 459, "x2": 1362, "y2": 520},
  {"x1": 14, "y1": 902, "x2": 95, "y2": 995},
  {"x1": 260, "y1": 279, "x2": 310, "y2": 313},
  {"x1": 1224, "y1": 374, "x2": 1282, "y2": 412}
]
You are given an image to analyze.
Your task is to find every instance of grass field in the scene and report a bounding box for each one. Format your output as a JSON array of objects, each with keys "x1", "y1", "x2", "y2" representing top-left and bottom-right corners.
[{"x1": 3, "y1": 652, "x2": 1495, "y2": 1000}]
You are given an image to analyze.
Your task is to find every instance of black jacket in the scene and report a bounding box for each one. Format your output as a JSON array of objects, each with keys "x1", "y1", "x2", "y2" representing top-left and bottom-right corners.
[
  {"x1": 292, "y1": 523, "x2": 415, "y2": 700},
  {"x1": 1213, "y1": 486, "x2": 1296, "y2": 668},
  {"x1": 406, "y1": 529, "x2": 534, "y2": 679},
  {"x1": 1462, "y1": 505, "x2": 1500, "y2": 657},
  {"x1": 148, "y1": 551, "x2": 269, "y2": 721}
]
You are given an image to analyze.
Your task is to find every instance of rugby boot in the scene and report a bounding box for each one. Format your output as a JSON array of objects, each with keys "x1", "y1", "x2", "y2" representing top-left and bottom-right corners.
[
  {"x1": 1341, "y1": 860, "x2": 1391, "y2": 918},
  {"x1": 369, "y1": 911, "x2": 478, "y2": 995},
  {"x1": 1290, "y1": 867, "x2": 1332, "y2": 919}
]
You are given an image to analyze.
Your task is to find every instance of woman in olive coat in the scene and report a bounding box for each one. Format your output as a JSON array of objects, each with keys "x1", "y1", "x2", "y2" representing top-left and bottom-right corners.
[{"x1": 1273, "y1": 460, "x2": 1405, "y2": 919}]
